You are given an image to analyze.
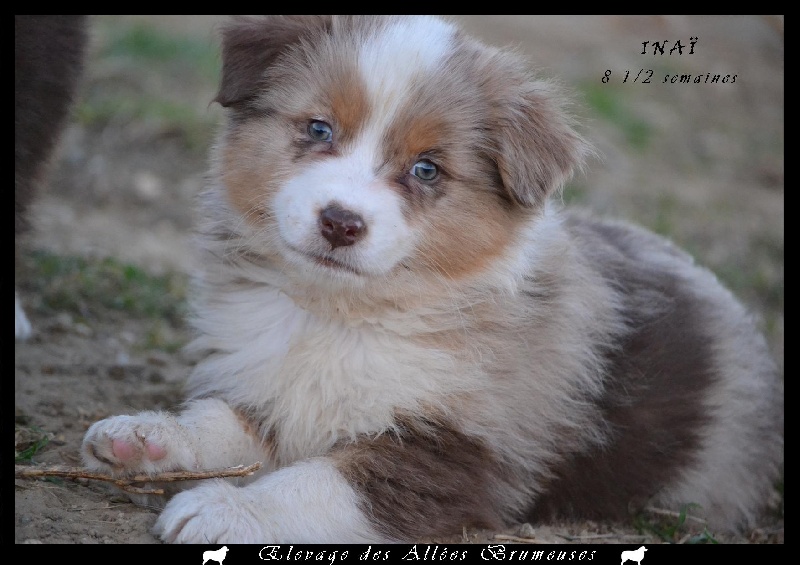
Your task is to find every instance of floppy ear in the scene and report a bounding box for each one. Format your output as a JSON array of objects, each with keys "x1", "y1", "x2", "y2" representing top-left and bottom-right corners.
[
  {"x1": 215, "y1": 15, "x2": 332, "y2": 108},
  {"x1": 489, "y1": 77, "x2": 589, "y2": 208}
]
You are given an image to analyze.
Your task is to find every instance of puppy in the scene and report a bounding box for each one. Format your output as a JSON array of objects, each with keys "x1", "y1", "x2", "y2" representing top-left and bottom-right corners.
[
  {"x1": 82, "y1": 15, "x2": 783, "y2": 543},
  {"x1": 15, "y1": 15, "x2": 88, "y2": 339}
]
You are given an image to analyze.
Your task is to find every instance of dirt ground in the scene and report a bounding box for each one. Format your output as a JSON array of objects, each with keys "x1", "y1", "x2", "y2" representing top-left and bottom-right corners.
[{"x1": 14, "y1": 16, "x2": 783, "y2": 544}]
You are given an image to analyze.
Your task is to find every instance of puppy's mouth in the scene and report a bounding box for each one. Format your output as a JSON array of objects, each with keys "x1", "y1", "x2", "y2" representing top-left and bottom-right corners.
[
  {"x1": 313, "y1": 254, "x2": 362, "y2": 275},
  {"x1": 287, "y1": 245, "x2": 363, "y2": 276}
]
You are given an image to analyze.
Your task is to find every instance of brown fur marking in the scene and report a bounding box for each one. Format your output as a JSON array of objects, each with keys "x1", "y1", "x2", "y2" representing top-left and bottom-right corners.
[
  {"x1": 334, "y1": 417, "x2": 505, "y2": 539},
  {"x1": 528, "y1": 218, "x2": 717, "y2": 521},
  {"x1": 327, "y1": 65, "x2": 371, "y2": 148},
  {"x1": 221, "y1": 123, "x2": 285, "y2": 224},
  {"x1": 215, "y1": 15, "x2": 333, "y2": 109}
]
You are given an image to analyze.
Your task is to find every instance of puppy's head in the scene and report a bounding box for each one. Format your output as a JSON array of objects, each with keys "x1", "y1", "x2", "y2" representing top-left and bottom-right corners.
[{"x1": 212, "y1": 15, "x2": 587, "y2": 291}]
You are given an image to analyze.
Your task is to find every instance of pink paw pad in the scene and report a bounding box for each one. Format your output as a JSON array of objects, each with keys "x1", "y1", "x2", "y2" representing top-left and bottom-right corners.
[
  {"x1": 111, "y1": 438, "x2": 138, "y2": 461},
  {"x1": 111, "y1": 437, "x2": 167, "y2": 462},
  {"x1": 146, "y1": 442, "x2": 168, "y2": 460}
]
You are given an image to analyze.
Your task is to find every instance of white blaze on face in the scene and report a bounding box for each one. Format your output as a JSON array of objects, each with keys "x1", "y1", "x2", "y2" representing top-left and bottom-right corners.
[
  {"x1": 272, "y1": 17, "x2": 456, "y2": 278},
  {"x1": 357, "y1": 16, "x2": 456, "y2": 125}
]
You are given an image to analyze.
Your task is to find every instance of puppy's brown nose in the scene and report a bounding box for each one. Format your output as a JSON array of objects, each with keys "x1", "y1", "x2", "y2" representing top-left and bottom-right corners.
[{"x1": 319, "y1": 204, "x2": 366, "y2": 249}]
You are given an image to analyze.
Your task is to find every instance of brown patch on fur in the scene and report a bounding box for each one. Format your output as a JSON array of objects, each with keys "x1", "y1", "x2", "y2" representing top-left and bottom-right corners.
[
  {"x1": 372, "y1": 52, "x2": 536, "y2": 280},
  {"x1": 394, "y1": 113, "x2": 450, "y2": 162},
  {"x1": 334, "y1": 416, "x2": 505, "y2": 540},
  {"x1": 450, "y1": 41, "x2": 589, "y2": 208},
  {"x1": 217, "y1": 15, "x2": 372, "y2": 192},
  {"x1": 378, "y1": 47, "x2": 499, "y2": 207},
  {"x1": 231, "y1": 407, "x2": 264, "y2": 443},
  {"x1": 232, "y1": 405, "x2": 280, "y2": 465},
  {"x1": 219, "y1": 121, "x2": 287, "y2": 224},
  {"x1": 408, "y1": 185, "x2": 528, "y2": 281},
  {"x1": 489, "y1": 81, "x2": 587, "y2": 207},
  {"x1": 527, "y1": 217, "x2": 717, "y2": 522},
  {"x1": 215, "y1": 16, "x2": 333, "y2": 109},
  {"x1": 327, "y1": 67, "x2": 371, "y2": 147}
]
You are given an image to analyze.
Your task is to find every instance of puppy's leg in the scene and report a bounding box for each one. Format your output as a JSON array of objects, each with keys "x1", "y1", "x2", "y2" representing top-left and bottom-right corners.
[
  {"x1": 154, "y1": 458, "x2": 386, "y2": 543},
  {"x1": 154, "y1": 420, "x2": 504, "y2": 543},
  {"x1": 15, "y1": 292, "x2": 32, "y2": 340},
  {"x1": 82, "y1": 398, "x2": 265, "y2": 485}
]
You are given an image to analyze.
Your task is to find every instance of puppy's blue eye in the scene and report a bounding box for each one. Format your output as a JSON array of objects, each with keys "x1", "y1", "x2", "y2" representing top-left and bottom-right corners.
[
  {"x1": 411, "y1": 159, "x2": 438, "y2": 181},
  {"x1": 307, "y1": 120, "x2": 333, "y2": 142}
]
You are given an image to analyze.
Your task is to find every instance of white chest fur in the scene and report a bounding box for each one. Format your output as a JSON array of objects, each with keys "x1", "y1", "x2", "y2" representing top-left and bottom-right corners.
[{"x1": 187, "y1": 286, "x2": 472, "y2": 462}]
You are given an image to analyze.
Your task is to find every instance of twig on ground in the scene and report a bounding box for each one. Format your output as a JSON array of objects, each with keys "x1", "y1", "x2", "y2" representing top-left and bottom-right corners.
[
  {"x1": 14, "y1": 462, "x2": 263, "y2": 495},
  {"x1": 642, "y1": 505, "x2": 708, "y2": 525},
  {"x1": 492, "y1": 533, "x2": 548, "y2": 544},
  {"x1": 556, "y1": 532, "x2": 652, "y2": 541}
]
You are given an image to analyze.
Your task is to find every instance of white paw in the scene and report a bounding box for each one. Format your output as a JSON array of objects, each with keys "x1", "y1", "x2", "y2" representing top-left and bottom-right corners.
[
  {"x1": 82, "y1": 412, "x2": 198, "y2": 476},
  {"x1": 15, "y1": 292, "x2": 32, "y2": 340},
  {"x1": 154, "y1": 480, "x2": 268, "y2": 543},
  {"x1": 154, "y1": 460, "x2": 386, "y2": 543}
]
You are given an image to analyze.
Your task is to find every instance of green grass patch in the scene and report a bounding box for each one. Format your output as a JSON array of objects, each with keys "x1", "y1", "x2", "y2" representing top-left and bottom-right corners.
[
  {"x1": 24, "y1": 250, "x2": 188, "y2": 327},
  {"x1": 77, "y1": 18, "x2": 222, "y2": 151},
  {"x1": 581, "y1": 83, "x2": 653, "y2": 151},
  {"x1": 75, "y1": 94, "x2": 217, "y2": 151},
  {"x1": 706, "y1": 233, "x2": 783, "y2": 319},
  {"x1": 560, "y1": 182, "x2": 588, "y2": 206},
  {"x1": 100, "y1": 20, "x2": 220, "y2": 81},
  {"x1": 650, "y1": 193, "x2": 678, "y2": 237},
  {"x1": 714, "y1": 261, "x2": 784, "y2": 314},
  {"x1": 15, "y1": 425, "x2": 53, "y2": 463},
  {"x1": 634, "y1": 504, "x2": 719, "y2": 544},
  {"x1": 142, "y1": 321, "x2": 187, "y2": 354}
]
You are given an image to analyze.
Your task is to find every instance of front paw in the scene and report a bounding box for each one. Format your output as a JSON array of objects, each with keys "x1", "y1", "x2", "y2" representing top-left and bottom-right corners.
[
  {"x1": 15, "y1": 292, "x2": 32, "y2": 340},
  {"x1": 154, "y1": 480, "x2": 267, "y2": 543},
  {"x1": 82, "y1": 412, "x2": 196, "y2": 476}
]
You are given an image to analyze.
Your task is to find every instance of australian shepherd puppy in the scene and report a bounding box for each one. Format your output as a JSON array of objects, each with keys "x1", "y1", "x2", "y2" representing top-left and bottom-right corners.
[{"x1": 82, "y1": 15, "x2": 783, "y2": 543}]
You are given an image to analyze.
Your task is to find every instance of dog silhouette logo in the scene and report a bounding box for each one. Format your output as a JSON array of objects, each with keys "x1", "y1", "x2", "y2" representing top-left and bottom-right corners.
[
  {"x1": 203, "y1": 546, "x2": 229, "y2": 565},
  {"x1": 621, "y1": 546, "x2": 647, "y2": 565}
]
